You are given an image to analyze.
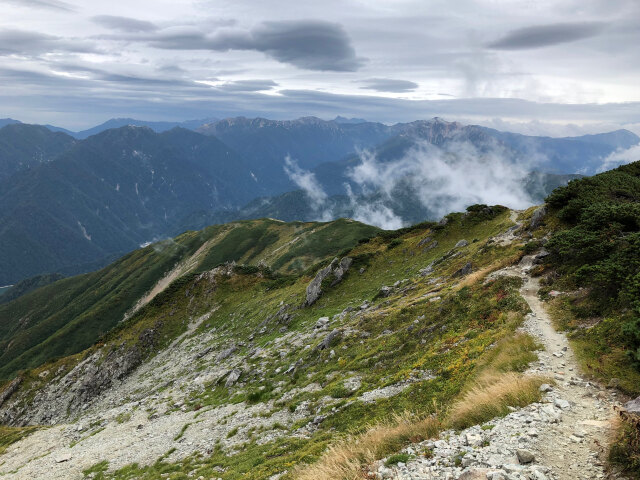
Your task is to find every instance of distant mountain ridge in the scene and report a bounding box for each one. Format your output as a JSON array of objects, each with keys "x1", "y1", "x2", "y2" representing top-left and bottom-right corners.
[
  {"x1": 0, "y1": 125, "x2": 260, "y2": 284},
  {"x1": 0, "y1": 116, "x2": 636, "y2": 285}
]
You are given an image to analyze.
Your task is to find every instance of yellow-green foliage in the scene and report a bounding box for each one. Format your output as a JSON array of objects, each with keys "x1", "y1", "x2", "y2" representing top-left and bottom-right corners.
[
  {"x1": 547, "y1": 297, "x2": 640, "y2": 396},
  {"x1": 0, "y1": 425, "x2": 39, "y2": 455},
  {"x1": 609, "y1": 414, "x2": 640, "y2": 478},
  {"x1": 4, "y1": 206, "x2": 536, "y2": 480},
  {"x1": 447, "y1": 373, "x2": 546, "y2": 431}
]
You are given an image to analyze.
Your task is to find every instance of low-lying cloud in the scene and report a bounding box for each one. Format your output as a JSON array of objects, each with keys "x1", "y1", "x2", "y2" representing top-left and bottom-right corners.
[
  {"x1": 283, "y1": 140, "x2": 537, "y2": 229},
  {"x1": 599, "y1": 143, "x2": 640, "y2": 172},
  {"x1": 283, "y1": 156, "x2": 328, "y2": 208}
]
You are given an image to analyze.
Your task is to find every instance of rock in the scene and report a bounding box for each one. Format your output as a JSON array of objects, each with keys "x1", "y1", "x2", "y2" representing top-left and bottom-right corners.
[
  {"x1": 533, "y1": 249, "x2": 550, "y2": 264},
  {"x1": 419, "y1": 263, "x2": 434, "y2": 276},
  {"x1": 55, "y1": 452, "x2": 72, "y2": 463},
  {"x1": 315, "y1": 317, "x2": 330, "y2": 330},
  {"x1": 0, "y1": 376, "x2": 22, "y2": 408},
  {"x1": 305, "y1": 259, "x2": 337, "y2": 306},
  {"x1": 624, "y1": 396, "x2": 640, "y2": 415},
  {"x1": 459, "y1": 469, "x2": 490, "y2": 479},
  {"x1": 305, "y1": 257, "x2": 352, "y2": 305},
  {"x1": 516, "y1": 449, "x2": 535, "y2": 464},
  {"x1": 316, "y1": 329, "x2": 342, "y2": 351},
  {"x1": 539, "y1": 383, "x2": 553, "y2": 392},
  {"x1": 224, "y1": 369, "x2": 242, "y2": 388},
  {"x1": 453, "y1": 262, "x2": 473, "y2": 277},
  {"x1": 554, "y1": 398, "x2": 571, "y2": 409},
  {"x1": 332, "y1": 257, "x2": 353, "y2": 285},
  {"x1": 215, "y1": 345, "x2": 237, "y2": 362},
  {"x1": 378, "y1": 286, "x2": 393, "y2": 298},
  {"x1": 418, "y1": 236, "x2": 433, "y2": 247},
  {"x1": 529, "y1": 205, "x2": 547, "y2": 229},
  {"x1": 455, "y1": 239, "x2": 469, "y2": 248}
]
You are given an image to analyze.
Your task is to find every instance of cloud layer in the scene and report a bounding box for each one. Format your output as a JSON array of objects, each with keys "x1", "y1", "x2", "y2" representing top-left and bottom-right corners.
[
  {"x1": 488, "y1": 22, "x2": 605, "y2": 50},
  {"x1": 1, "y1": 0, "x2": 639, "y2": 130}
]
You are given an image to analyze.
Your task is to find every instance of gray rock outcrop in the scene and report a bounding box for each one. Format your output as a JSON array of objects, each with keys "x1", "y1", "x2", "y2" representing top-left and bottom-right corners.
[
  {"x1": 530, "y1": 206, "x2": 547, "y2": 229},
  {"x1": 305, "y1": 257, "x2": 353, "y2": 306}
]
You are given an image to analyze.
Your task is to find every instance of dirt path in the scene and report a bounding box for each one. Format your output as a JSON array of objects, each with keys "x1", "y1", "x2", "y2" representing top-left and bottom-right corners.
[
  {"x1": 375, "y1": 213, "x2": 623, "y2": 480},
  {"x1": 515, "y1": 256, "x2": 618, "y2": 479}
]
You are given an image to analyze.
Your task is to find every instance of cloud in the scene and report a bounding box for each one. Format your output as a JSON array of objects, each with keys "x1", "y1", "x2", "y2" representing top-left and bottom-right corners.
[
  {"x1": 347, "y1": 141, "x2": 534, "y2": 220},
  {"x1": 0, "y1": 29, "x2": 97, "y2": 55},
  {"x1": 92, "y1": 15, "x2": 158, "y2": 33},
  {"x1": 150, "y1": 20, "x2": 364, "y2": 71},
  {"x1": 283, "y1": 156, "x2": 328, "y2": 208},
  {"x1": 359, "y1": 78, "x2": 418, "y2": 93},
  {"x1": 216, "y1": 79, "x2": 278, "y2": 92},
  {"x1": 4, "y1": 0, "x2": 74, "y2": 11},
  {"x1": 488, "y1": 22, "x2": 605, "y2": 50},
  {"x1": 598, "y1": 143, "x2": 640, "y2": 172}
]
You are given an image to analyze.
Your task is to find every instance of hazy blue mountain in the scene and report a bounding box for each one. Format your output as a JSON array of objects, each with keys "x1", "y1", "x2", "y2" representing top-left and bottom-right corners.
[
  {"x1": 0, "y1": 124, "x2": 76, "y2": 183},
  {"x1": 484, "y1": 128, "x2": 639, "y2": 173},
  {"x1": 0, "y1": 116, "x2": 634, "y2": 285},
  {"x1": 0, "y1": 119, "x2": 21, "y2": 129},
  {"x1": 333, "y1": 116, "x2": 368, "y2": 124},
  {"x1": 60, "y1": 117, "x2": 219, "y2": 139},
  {"x1": 197, "y1": 116, "x2": 405, "y2": 193},
  {"x1": 0, "y1": 126, "x2": 260, "y2": 285}
]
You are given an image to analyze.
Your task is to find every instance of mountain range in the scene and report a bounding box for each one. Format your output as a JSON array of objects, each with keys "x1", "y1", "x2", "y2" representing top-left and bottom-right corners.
[
  {"x1": 0, "y1": 162, "x2": 638, "y2": 478},
  {"x1": 0, "y1": 115, "x2": 637, "y2": 285}
]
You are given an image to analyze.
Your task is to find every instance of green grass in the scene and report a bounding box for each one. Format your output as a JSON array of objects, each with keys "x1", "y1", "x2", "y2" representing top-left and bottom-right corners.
[
  {"x1": 1, "y1": 205, "x2": 536, "y2": 480},
  {"x1": 609, "y1": 416, "x2": 640, "y2": 478},
  {"x1": 0, "y1": 425, "x2": 39, "y2": 455},
  {"x1": 385, "y1": 453, "x2": 410, "y2": 466}
]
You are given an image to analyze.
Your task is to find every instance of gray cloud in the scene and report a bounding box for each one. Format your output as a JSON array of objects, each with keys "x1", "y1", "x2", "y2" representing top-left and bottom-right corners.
[
  {"x1": 359, "y1": 78, "x2": 418, "y2": 93},
  {"x1": 216, "y1": 79, "x2": 279, "y2": 92},
  {"x1": 150, "y1": 20, "x2": 364, "y2": 71},
  {"x1": 92, "y1": 15, "x2": 158, "y2": 33},
  {"x1": 0, "y1": 29, "x2": 97, "y2": 55},
  {"x1": 488, "y1": 22, "x2": 605, "y2": 50},
  {"x1": 4, "y1": 0, "x2": 74, "y2": 11}
]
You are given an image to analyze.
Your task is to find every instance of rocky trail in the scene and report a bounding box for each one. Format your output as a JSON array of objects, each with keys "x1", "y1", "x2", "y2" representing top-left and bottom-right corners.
[{"x1": 373, "y1": 251, "x2": 625, "y2": 480}]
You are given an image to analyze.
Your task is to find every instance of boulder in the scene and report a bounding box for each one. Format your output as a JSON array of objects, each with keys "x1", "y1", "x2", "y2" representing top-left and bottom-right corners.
[
  {"x1": 419, "y1": 263, "x2": 434, "y2": 276},
  {"x1": 332, "y1": 257, "x2": 353, "y2": 285},
  {"x1": 305, "y1": 257, "x2": 352, "y2": 306},
  {"x1": 516, "y1": 449, "x2": 535, "y2": 464},
  {"x1": 316, "y1": 329, "x2": 342, "y2": 351},
  {"x1": 455, "y1": 239, "x2": 469, "y2": 248},
  {"x1": 224, "y1": 369, "x2": 242, "y2": 388},
  {"x1": 453, "y1": 262, "x2": 473, "y2": 277},
  {"x1": 624, "y1": 396, "x2": 640, "y2": 415},
  {"x1": 0, "y1": 377, "x2": 22, "y2": 408},
  {"x1": 418, "y1": 236, "x2": 433, "y2": 247},
  {"x1": 529, "y1": 206, "x2": 547, "y2": 229}
]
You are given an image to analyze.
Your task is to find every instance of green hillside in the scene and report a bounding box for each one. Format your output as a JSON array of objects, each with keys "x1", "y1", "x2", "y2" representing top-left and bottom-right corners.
[
  {"x1": 0, "y1": 218, "x2": 379, "y2": 380},
  {"x1": 0, "y1": 164, "x2": 639, "y2": 479}
]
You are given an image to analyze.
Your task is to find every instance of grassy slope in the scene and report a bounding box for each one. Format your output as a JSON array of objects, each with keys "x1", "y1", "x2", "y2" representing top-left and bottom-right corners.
[
  {"x1": 0, "y1": 205, "x2": 539, "y2": 479},
  {"x1": 0, "y1": 218, "x2": 379, "y2": 381},
  {"x1": 529, "y1": 162, "x2": 640, "y2": 396},
  {"x1": 523, "y1": 162, "x2": 640, "y2": 478}
]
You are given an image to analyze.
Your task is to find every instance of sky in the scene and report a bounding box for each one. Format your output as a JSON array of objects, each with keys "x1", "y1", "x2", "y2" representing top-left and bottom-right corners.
[{"x1": 1, "y1": 0, "x2": 640, "y2": 134}]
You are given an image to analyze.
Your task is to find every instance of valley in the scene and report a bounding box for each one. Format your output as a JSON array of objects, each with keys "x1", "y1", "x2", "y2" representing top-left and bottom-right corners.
[{"x1": 0, "y1": 162, "x2": 638, "y2": 479}]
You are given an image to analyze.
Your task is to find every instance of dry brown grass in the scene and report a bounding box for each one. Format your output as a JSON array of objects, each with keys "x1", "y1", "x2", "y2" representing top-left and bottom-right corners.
[
  {"x1": 295, "y1": 413, "x2": 441, "y2": 480},
  {"x1": 447, "y1": 372, "x2": 547, "y2": 430},
  {"x1": 453, "y1": 253, "x2": 522, "y2": 291}
]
